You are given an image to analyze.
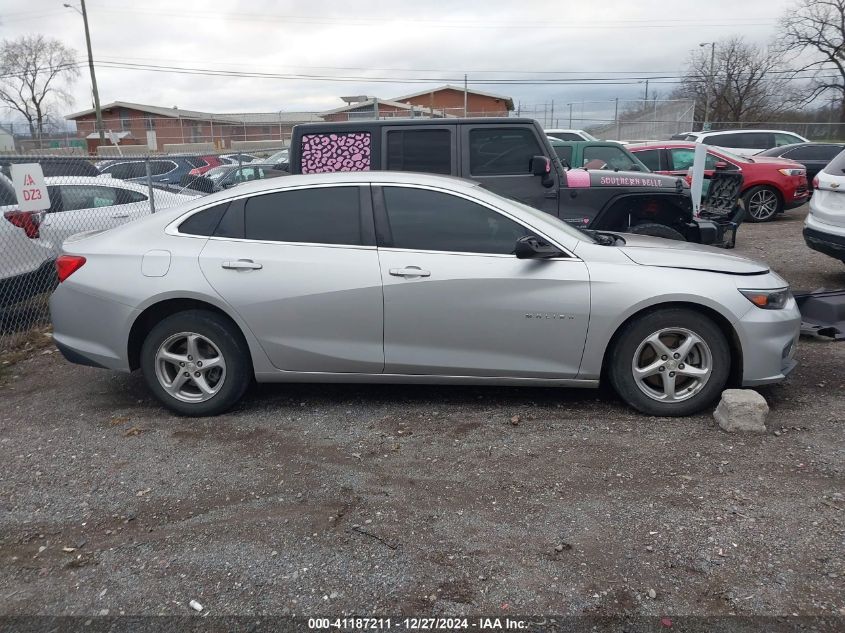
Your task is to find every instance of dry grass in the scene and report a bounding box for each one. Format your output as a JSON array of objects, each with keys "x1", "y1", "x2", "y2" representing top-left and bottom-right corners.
[{"x1": 0, "y1": 325, "x2": 54, "y2": 380}]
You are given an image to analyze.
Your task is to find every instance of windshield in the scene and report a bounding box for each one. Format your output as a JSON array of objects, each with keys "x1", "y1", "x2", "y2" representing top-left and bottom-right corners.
[{"x1": 267, "y1": 149, "x2": 289, "y2": 163}]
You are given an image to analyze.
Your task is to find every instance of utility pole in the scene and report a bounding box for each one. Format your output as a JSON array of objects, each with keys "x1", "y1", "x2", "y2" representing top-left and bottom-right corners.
[
  {"x1": 614, "y1": 97, "x2": 620, "y2": 141},
  {"x1": 463, "y1": 74, "x2": 468, "y2": 116},
  {"x1": 568, "y1": 103, "x2": 573, "y2": 127},
  {"x1": 700, "y1": 41, "x2": 716, "y2": 131},
  {"x1": 644, "y1": 79, "x2": 649, "y2": 102},
  {"x1": 66, "y1": 1, "x2": 105, "y2": 145}
]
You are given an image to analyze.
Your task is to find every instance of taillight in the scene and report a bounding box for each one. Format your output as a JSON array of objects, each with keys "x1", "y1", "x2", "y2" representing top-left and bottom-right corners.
[
  {"x1": 813, "y1": 176, "x2": 819, "y2": 189},
  {"x1": 56, "y1": 255, "x2": 86, "y2": 282},
  {"x1": 4, "y1": 210, "x2": 41, "y2": 239}
]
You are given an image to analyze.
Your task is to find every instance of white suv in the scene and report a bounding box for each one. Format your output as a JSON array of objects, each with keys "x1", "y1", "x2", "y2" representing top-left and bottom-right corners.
[
  {"x1": 677, "y1": 129, "x2": 809, "y2": 157},
  {"x1": 805, "y1": 148, "x2": 845, "y2": 264}
]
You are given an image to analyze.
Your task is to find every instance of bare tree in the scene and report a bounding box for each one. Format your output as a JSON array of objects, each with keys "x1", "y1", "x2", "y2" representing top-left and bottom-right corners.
[
  {"x1": 0, "y1": 35, "x2": 80, "y2": 140},
  {"x1": 673, "y1": 37, "x2": 795, "y2": 124},
  {"x1": 780, "y1": 0, "x2": 845, "y2": 122}
]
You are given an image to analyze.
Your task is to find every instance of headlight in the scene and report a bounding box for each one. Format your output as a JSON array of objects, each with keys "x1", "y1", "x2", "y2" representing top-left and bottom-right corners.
[
  {"x1": 739, "y1": 287, "x2": 791, "y2": 309},
  {"x1": 778, "y1": 168, "x2": 805, "y2": 176}
]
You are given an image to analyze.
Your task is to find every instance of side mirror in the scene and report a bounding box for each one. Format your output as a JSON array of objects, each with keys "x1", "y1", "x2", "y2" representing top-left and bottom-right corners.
[
  {"x1": 531, "y1": 155, "x2": 550, "y2": 177},
  {"x1": 514, "y1": 235, "x2": 564, "y2": 259}
]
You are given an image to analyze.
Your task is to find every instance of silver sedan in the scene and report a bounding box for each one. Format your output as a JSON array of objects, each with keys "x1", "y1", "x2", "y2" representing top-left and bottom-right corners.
[{"x1": 49, "y1": 172, "x2": 800, "y2": 417}]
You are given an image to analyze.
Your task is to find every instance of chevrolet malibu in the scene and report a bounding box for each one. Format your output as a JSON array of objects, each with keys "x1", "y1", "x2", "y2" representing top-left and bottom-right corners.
[{"x1": 49, "y1": 172, "x2": 800, "y2": 417}]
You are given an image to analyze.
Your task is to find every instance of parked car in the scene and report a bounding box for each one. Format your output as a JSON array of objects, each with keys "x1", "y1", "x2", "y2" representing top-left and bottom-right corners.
[
  {"x1": 545, "y1": 128, "x2": 598, "y2": 142},
  {"x1": 548, "y1": 138, "x2": 650, "y2": 172},
  {"x1": 179, "y1": 164, "x2": 287, "y2": 193},
  {"x1": 50, "y1": 171, "x2": 799, "y2": 418},
  {"x1": 628, "y1": 142, "x2": 809, "y2": 222},
  {"x1": 1, "y1": 157, "x2": 99, "y2": 179},
  {"x1": 257, "y1": 149, "x2": 289, "y2": 171},
  {"x1": 756, "y1": 143, "x2": 845, "y2": 189},
  {"x1": 220, "y1": 153, "x2": 259, "y2": 165},
  {"x1": 186, "y1": 155, "x2": 225, "y2": 176},
  {"x1": 97, "y1": 157, "x2": 206, "y2": 186},
  {"x1": 0, "y1": 174, "x2": 54, "y2": 306},
  {"x1": 804, "y1": 148, "x2": 845, "y2": 263},
  {"x1": 32, "y1": 177, "x2": 195, "y2": 252},
  {"x1": 674, "y1": 130, "x2": 809, "y2": 157},
  {"x1": 288, "y1": 118, "x2": 738, "y2": 246}
]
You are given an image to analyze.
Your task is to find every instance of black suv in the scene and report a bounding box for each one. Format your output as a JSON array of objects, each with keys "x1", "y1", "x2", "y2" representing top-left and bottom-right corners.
[{"x1": 289, "y1": 118, "x2": 738, "y2": 245}]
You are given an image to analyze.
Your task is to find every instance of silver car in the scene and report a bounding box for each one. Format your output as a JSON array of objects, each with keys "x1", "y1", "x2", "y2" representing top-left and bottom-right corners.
[{"x1": 49, "y1": 172, "x2": 800, "y2": 417}]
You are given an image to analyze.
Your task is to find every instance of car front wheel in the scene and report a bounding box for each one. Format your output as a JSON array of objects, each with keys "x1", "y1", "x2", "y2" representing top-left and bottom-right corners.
[
  {"x1": 743, "y1": 186, "x2": 781, "y2": 222},
  {"x1": 140, "y1": 309, "x2": 251, "y2": 416},
  {"x1": 608, "y1": 308, "x2": 731, "y2": 416}
]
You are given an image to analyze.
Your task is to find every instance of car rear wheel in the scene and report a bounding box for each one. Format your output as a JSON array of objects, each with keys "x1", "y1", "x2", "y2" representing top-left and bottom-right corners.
[
  {"x1": 140, "y1": 310, "x2": 251, "y2": 417},
  {"x1": 628, "y1": 222, "x2": 686, "y2": 241},
  {"x1": 608, "y1": 308, "x2": 731, "y2": 416},
  {"x1": 743, "y1": 186, "x2": 781, "y2": 222}
]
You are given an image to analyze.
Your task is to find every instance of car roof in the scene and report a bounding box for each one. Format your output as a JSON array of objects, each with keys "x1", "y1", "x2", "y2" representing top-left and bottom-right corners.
[{"x1": 694, "y1": 129, "x2": 806, "y2": 136}]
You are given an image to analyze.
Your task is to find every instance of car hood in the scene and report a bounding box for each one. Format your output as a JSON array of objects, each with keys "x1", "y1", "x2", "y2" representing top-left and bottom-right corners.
[
  {"x1": 745, "y1": 156, "x2": 803, "y2": 168},
  {"x1": 617, "y1": 233, "x2": 769, "y2": 274}
]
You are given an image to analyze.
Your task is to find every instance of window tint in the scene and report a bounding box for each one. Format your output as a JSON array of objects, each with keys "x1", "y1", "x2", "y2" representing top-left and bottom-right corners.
[
  {"x1": 56, "y1": 185, "x2": 119, "y2": 212},
  {"x1": 775, "y1": 132, "x2": 803, "y2": 147},
  {"x1": 179, "y1": 203, "x2": 228, "y2": 236},
  {"x1": 549, "y1": 132, "x2": 582, "y2": 141},
  {"x1": 669, "y1": 148, "x2": 721, "y2": 171},
  {"x1": 469, "y1": 128, "x2": 542, "y2": 176},
  {"x1": 823, "y1": 149, "x2": 845, "y2": 175},
  {"x1": 635, "y1": 149, "x2": 661, "y2": 171},
  {"x1": 783, "y1": 145, "x2": 843, "y2": 161},
  {"x1": 582, "y1": 146, "x2": 639, "y2": 170},
  {"x1": 244, "y1": 186, "x2": 361, "y2": 245},
  {"x1": 149, "y1": 160, "x2": 176, "y2": 176},
  {"x1": 553, "y1": 145, "x2": 573, "y2": 165},
  {"x1": 102, "y1": 162, "x2": 147, "y2": 179},
  {"x1": 386, "y1": 129, "x2": 452, "y2": 174},
  {"x1": 117, "y1": 188, "x2": 148, "y2": 204},
  {"x1": 382, "y1": 186, "x2": 531, "y2": 254}
]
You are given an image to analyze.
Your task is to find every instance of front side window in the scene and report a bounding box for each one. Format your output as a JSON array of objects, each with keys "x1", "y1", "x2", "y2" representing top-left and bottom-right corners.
[
  {"x1": 469, "y1": 128, "x2": 542, "y2": 176},
  {"x1": 382, "y1": 186, "x2": 530, "y2": 254},
  {"x1": 243, "y1": 186, "x2": 361, "y2": 245},
  {"x1": 582, "y1": 146, "x2": 640, "y2": 171},
  {"x1": 669, "y1": 148, "x2": 721, "y2": 171},
  {"x1": 57, "y1": 185, "x2": 119, "y2": 212},
  {"x1": 386, "y1": 129, "x2": 452, "y2": 174}
]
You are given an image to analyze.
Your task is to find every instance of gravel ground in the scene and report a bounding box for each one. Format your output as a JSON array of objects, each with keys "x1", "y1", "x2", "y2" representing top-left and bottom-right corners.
[{"x1": 0, "y1": 205, "x2": 843, "y2": 619}]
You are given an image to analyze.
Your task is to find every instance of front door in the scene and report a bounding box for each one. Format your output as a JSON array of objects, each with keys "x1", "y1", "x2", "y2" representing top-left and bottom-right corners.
[
  {"x1": 459, "y1": 124, "x2": 560, "y2": 216},
  {"x1": 375, "y1": 184, "x2": 590, "y2": 378},
  {"x1": 198, "y1": 185, "x2": 384, "y2": 373}
]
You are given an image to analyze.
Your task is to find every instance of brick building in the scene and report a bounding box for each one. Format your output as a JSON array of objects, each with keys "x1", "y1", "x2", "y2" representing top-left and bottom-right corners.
[{"x1": 392, "y1": 85, "x2": 514, "y2": 116}]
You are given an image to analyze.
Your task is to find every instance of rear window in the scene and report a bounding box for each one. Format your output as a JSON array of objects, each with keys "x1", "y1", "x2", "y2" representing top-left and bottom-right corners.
[
  {"x1": 822, "y1": 149, "x2": 845, "y2": 175},
  {"x1": 783, "y1": 145, "x2": 843, "y2": 161}
]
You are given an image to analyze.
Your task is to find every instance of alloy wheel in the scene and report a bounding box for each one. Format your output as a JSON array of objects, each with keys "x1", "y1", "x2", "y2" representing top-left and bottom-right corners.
[
  {"x1": 631, "y1": 327, "x2": 713, "y2": 403},
  {"x1": 154, "y1": 332, "x2": 227, "y2": 403},
  {"x1": 748, "y1": 189, "x2": 779, "y2": 221}
]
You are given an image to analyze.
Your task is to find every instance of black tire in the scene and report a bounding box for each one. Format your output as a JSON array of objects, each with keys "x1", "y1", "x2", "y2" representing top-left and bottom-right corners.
[
  {"x1": 140, "y1": 309, "x2": 251, "y2": 417},
  {"x1": 608, "y1": 308, "x2": 731, "y2": 417},
  {"x1": 743, "y1": 185, "x2": 782, "y2": 222},
  {"x1": 628, "y1": 222, "x2": 686, "y2": 241}
]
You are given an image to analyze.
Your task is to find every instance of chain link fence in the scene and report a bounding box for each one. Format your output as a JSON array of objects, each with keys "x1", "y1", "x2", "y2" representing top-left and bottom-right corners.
[{"x1": 0, "y1": 147, "x2": 288, "y2": 351}]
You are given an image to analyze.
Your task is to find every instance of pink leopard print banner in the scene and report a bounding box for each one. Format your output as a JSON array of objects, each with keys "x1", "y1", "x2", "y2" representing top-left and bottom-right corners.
[{"x1": 300, "y1": 132, "x2": 371, "y2": 174}]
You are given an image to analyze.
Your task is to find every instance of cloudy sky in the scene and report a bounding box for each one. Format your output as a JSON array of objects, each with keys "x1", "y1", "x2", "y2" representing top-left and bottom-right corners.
[{"x1": 1, "y1": 0, "x2": 799, "y2": 122}]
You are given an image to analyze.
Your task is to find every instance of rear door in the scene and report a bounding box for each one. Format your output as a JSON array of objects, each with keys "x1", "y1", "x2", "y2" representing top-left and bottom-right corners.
[
  {"x1": 198, "y1": 185, "x2": 384, "y2": 373},
  {"x1": 460, "y1": 123, "x2": 560, "y2": 215}
]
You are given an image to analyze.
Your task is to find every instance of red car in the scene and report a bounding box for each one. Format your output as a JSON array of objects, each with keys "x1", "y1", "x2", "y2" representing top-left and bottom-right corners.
[
  {"x1": 628, "y1": 142, "x2": 809, "y2": 222},
  {"x1": 186, "y1": 155, "x2": 224, "y2": 176}
]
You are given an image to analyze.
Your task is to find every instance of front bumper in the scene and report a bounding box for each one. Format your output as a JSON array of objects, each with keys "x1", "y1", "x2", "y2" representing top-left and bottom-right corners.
[{"x1": 737, "y1": 297, "x2": 801, "y2": 387}]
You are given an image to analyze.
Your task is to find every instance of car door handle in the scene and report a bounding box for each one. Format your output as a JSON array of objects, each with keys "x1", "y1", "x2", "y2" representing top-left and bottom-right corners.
[
  {"x1": 222, "y1": 259, "x2": 263, "y2": 270},
  {"x1": 389, "y1": 267, "x2": 430, "y2": 278}
]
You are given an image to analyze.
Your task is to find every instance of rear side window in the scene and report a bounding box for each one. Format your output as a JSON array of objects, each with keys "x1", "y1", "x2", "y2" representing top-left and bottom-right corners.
[
  {"x1": 57, "y1": 185, "x2": 119, "y2": 212},
  {"x1": 117, "y1": 189, "x2": 148, "y2": 204},
  {"x1": 243, "y1": 186, "x2": 361, "y2": 245},
  {"x1": 775, "y1": 132, "x2": 804, "y2": 147},
  {"x1": 300, "y1": 132, "x2": 371, "y2": 174},
  {"x1": 553, "y1": 145, "x2": 573, "y2": 165},
  {"x1": 705, "y1": 132, "x2": 771, "y2": 149},
  {"x1": 823, "y1": 149, "x2": 845, "y2": 175},
  {"x1": 469, "y1": 128, "x2": 542, "y2": 176},
  {"x1": 149, "y1": 160, "x2": 177, "y2": 176},
  {"x1": 382, "y1": 186, "x2": 530, "y2": 254},
  {"x1": 179, "y1": 203, "x2": 228, "y2": 236},
  {"x1": 784, "y1": 145, "x2": 842, "y2": 161},
  {"x1": 634, "y1": 149, "x2": 661, "y2": 171},
  {"x1": 386, "y1": 129, "x2": 452, "y2": 174}
]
